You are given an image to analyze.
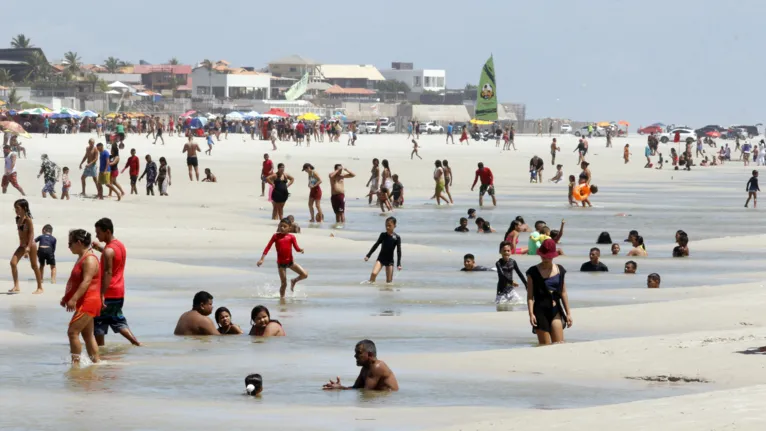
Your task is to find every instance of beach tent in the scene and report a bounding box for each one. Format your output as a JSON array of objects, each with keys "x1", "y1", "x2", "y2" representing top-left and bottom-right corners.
[
  {"x1": 80, "y1": 110, "x2": 98, "y2": 118},
  {"x1": 107, "y1": 81, "x2": 131, "y2": 90},
  {"x1": 226, "y1": 112, "x2": 244, "y2": 121},
  {"x1": 243, "y1": 111, "x2": 259, "y2": 119},
  {"x1": 264, "y1": 108, "x2": 289, "y2": 118}
]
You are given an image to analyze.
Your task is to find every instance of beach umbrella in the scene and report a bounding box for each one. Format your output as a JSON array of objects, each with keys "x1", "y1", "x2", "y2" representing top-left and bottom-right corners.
[
  {"x1": 469, "y1": 118, "x2": 494, "y2": 125},
  {"x1": 80, "y1": 110, "x2": 98, "y2": 118},
  {"x1": 57, "y1": 107, "x2": 82, "y2": 117},
  {"x1": 618, "y1": 120, "x2": 630, "y2": 126},
  {"x1": 597, "y1": 121, "x2": 611, "y2": 127},
  {"x1": 705, "y1": 130, "x2": 721, "y2": 138},
  {"x1": 19, "y1": 108, "x2": 47, "y2": 116},
  {"x1": 0, "y1": 121, "x2": 32, "y2": 138},
  {"x1": 243, "y1": 111, "x2": 259, "y2": 119},
  {"x1": 298, "y1": 112, "x2": 320, "y2": 121},
  {"x1": 264, "y1": 108, "x2": 289, "y2": 118},
  {"x1": 226, "y1": 111, "x2": 244, "y2": 121},
  {"x1": 180, "y1": 110, "x2": 196, "y2": 118},
  {"x1": 107, "y1": 81, "x2": 131, "y2": 90},
  {"x1": 0, "y1": 100, "x2": 5, "y2": 106},
  {"x1": 190, "y1": 117, "x2": 207, "y2": 129}
]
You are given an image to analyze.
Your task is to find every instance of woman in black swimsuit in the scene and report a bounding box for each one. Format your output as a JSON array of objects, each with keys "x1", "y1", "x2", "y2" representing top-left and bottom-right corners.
[
  {"x1": 266, "y1": 163, "x2": 294, "y2": 220},
  {"x1": 525, "y1": 238, "x2": 572, "y2": 345}
]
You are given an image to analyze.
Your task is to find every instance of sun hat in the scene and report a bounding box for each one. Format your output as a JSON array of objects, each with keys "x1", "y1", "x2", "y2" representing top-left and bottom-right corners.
[{"x1": 537, "y1": 238, "x2": 558, "y2": 259}]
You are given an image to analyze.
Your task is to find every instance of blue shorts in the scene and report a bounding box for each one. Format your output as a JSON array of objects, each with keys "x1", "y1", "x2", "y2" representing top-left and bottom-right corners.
[{"x1": 94, "y1": 298, "x2": 130, "y2": 335}]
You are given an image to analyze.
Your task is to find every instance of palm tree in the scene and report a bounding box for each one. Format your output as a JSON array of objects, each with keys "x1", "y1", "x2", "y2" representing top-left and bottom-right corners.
[
  {"x1": 24, "y1": 52, "x2": 50, "y2": 82},
  {"x1": 7, "y1": 88, "x2": 22, "y2": 109},
  {"x1": 97, "y1": 79, "x2": 110, "y2": 93},
  {"x1": 11, "y1": 34, "x2": 32, "y2": 49},
  {"x1": 63, "y1": 51, "x2": 81, "y2": 74},
  {"x1": 0, "y1": 68, "x2": 11, "y2": 85},
  {"x1": 201, "y1": 59, "x2": 214, "y2": 97},
  {"x1": 86, "y1": 73, "x2": 99, "y2": 84},
  {"x1": 104, "y1": 57, "x2": 121, "y2": 73},
  {"x1": 168, "y1": 57, "x2": 179, "y2": 65}
]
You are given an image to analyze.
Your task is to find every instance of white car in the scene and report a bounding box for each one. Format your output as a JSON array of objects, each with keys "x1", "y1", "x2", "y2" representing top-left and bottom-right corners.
[
  {"x1": 660, "y1": 128, "x2": 696, "y2": 144},
  {"x1": 560, "y1": 124, "x2": 572, "y2": 134},
  {"x1": 357, "y1": 122, "x2": 377, "y2": 134},
  {"x1": 574, "y1": 125, "x2": 605, "y2": 137},
  {"x1": 379, "y1": 121, "x2": 396, "y2": 133},
  {"x1": 422, "y1": 122, "x2": 444, "y2": 134}
]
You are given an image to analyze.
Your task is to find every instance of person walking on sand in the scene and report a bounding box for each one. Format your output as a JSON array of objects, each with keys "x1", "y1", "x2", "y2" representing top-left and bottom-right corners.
[
  {"x1": 411, "y1": 139, "x2": 422, "y2": 159},
  {"x1": 257, "y1": 218, "x2": 308, "y2": 298},
  {"x1": 37, "y1": 154, "x2": 60, "y2": 199},
  {"x1": 365, "y1": 217, "x2": 402, "y2": 283},
  {"x1": 550, "y1": 138, "x2": 560, "y2": 165},
  {"x1": 108, "y1": 143, "x2": 125, "y2": 198},
  {"x1": 746, "y1": 170, "x2": 760, "y2": 208},
  {"x1": 121, "y1": 148, "x2": 140, "y2": 195},
  {"x1": 78, "y1": 138, "x2": 99, "y2": 196},
  {"x1": 323, "y1": 340, "x2": 399, "y2": 391},
  {"x1": 471, "y1": 162, "x2": 496, "y2": 207},
  {"x1": 261, "y1": 153, "x2": 274, "y2": 197},
  {"x1": 138, "y1": 155, "x2": 157, "y2": 196},
  {"x1": 9, "y1": 199, "x2": 44, "y2": 294},
  {"x1": 92, "y1": 218, "x2": 141, "y2": 347},
  {"x1": 157, "y1": 157, "x2": 171, "y2": 196},
  {"x1": 153, "y1": 118, "x2": 165, "y2": 145},
  {"x1": 302, "y1": 163, "x2": 324, "y2": 223},
  {"x1": 431, "y1": 160, "x2": 450, "y2": 205},
  {"x1": 205, "y1": 131, "x2": 215, "y2": 155},
  {"x1": 183, "y1": 136, "x2": 201, "y2": 181},
  {"x1": 330, "y1": 164, "x2": 355, "y2": 224},
  {"x1": 446, "y1": 122, "x2": 455, "y2": 144},
  {"x1": 35, "y1": 224, "x2": 57, "y2": 284},
  {"x1": 61, "y1": 229, "x2": 102, "y2": 364},
  {"x1": 459, "y1": 124, "x2": 469, "y2": 145},
  {"x1": 526, "y1": 239, "x2": 572, "y2": 345},
  {"x1": 96, "y1": 143, "x2": 121, "y2": 201},
  {"x1": 366, "y1": 158, "x2": 381, "y2": 205},
  {"x1": 3, "y1": 145, "x2": 25, "y2": 196}
]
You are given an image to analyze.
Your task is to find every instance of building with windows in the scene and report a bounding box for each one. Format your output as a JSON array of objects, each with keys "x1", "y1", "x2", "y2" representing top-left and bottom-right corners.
[
  {"x1": 192, "y1": 61, "x2": 271, "y2": 99},
  {"x1": 317, "y1": 64, "x2": 385, "y2": 90},
  {"x1": 267, "y1": 55, "x2": 320, "y2": 80},
  {"x1": 380, "y1": 62, "x2": 446, "y2": 94},
  {"x1": 132, "y1": 64, "x2": 192, "y2": 93}
]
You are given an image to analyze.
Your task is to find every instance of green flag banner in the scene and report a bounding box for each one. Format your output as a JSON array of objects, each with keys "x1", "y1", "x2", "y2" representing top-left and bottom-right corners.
[
  {"x1": 475, "y1": 55, "x2": 498, "y2": 121},
  {"x1": 285, "y1": 72, "x2": 309, "y2": 101}
]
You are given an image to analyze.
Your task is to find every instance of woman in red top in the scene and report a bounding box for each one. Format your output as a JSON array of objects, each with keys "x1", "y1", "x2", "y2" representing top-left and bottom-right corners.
[
  {"x1": 168, "y1": 116, "x2": 175, "y2": 137},
  {"x1": 459, "y1": 125, "x2": 469, "y2": 144},
  {"x1": 257, "y1": 219, "x2": 308, "y2": 298},
  {"x1": 60, "y1": 229, "x2": 101, "y2": 365}
]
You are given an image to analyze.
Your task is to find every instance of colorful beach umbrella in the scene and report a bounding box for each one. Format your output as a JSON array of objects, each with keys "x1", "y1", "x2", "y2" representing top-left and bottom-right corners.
[
  {"x1": 0, "y1": 121, "x2": 32, "y2": 138},
  {"x1": 470, "y1": 118, "x2": 494, "y2": 125},
  {"x1": 180, "y1": 110, "x2": 196, "y2": 118},
  {"x1": 264, "y1": 108, "x2": 289, "y2": 118},
  {"x1": 618, "y1": 120, "x2": 630, "y2": 126},
  {"x1": 80, "y1": 110, "x2": 98, "y2": 118},
  {"x1": 298, "y1": 112, "x2": 320, "y2": 121}
]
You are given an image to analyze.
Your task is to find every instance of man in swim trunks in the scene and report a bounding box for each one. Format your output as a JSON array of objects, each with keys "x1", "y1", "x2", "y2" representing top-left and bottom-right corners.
[
  {"x1": 470, "y1": 162, "x2": 496, "y2": 207},
  {"x1": 261, "y1": 153, "x2": 273, "y2": 197},
  {"x1": 183, "y1": 136, "x2": 201, "y2": 181},
  {"x1": 78, "y1": 138, "x2": 99, "y2": 196},
  {"x1": 323, "y1": 339, "x2": 399, "y2": 391},
  {"x1": 329, "y1": 163, "x2": 355, "y2": 224},
  {"x1": 96, "y1": 143, "x2": 110, "y2": 200},
  {"x1": 173, "y1": 291, "x2": 220, "y2": 336},
  {"x1": 92, "y1": 218, "x2": 141, "y2": 346}
]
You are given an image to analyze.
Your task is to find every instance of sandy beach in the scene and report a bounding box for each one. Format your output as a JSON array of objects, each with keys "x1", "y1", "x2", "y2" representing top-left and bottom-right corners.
[{"x1": 1, "y1": 130, "x2": 765, "y2": 430}]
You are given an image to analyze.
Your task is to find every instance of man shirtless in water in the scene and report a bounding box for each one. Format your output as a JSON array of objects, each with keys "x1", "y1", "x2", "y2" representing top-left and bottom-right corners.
[
  {"x1": 182, "y1": 136, "x2": 201, "y2": 181},
  {"x1": 323, "y1": 339, "x2": 399, "y2": 391},
  {"x1": 78, "y1": 138, "x2": 99, "y2": 195},
  {"x1": 173, "y1": 291, "x2": 219, "y2": 336},
  {"x1": 329, "y1": 164, "x2": 355, "y2": 224}
]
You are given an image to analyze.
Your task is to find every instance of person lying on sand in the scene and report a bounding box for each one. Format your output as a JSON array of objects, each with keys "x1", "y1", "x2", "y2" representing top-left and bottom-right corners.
[{"x1": 323, "y1": 340, "x2": 399, "y2": 391}]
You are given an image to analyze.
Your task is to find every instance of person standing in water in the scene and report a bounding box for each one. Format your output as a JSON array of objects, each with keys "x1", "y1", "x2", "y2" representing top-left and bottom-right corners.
[
  {"x1": 266, "y1": 163, "x2": 294, "y2": 221},
  {"x1": 183, "y1": 136, "x2": 201, "y2": 181},
  {"x1": 364, "y1": 217, "x2": 402, "y2": 283},
  {"x1": 366, "y1": 158, "x2": 380, "y2": 205},
  {"x1": 61, "y1": 229, "x2": 102, "y2": 364},
  {"x1": 302, "y1": 163, "x2": 323, "y2": 223},
  {"x1": 471, "y1": 162, "x2": 497, "y2": 207},
  {"x1": 35, "y1": 224, "x2": 57, "y2": 284},
  {"x1": 261, "y1": 153, "x2": 274, "y2": 197},
  {"x1": 526, "y1": 239, "x2": 572, "y2": 345},
  {"x1": 323, "y1": 340, "x2": 399, "y2": 391},
  {"x1": 9, "y1": 199, "x2": 44, "y2": 294},
  {"x1": 257, "y1": 218, "x2": 308, "y2": 298},
  {"x1": 442, "y1": 160, "x2": 454, "y2": 204},
  {"x1": 745, "y1": 170, "x2": 760, "y2": 208},
  {"x1": 92, "y1": 218, "x2": 141, "y2": 347},
  {"x1": 496, "y1": 241, "x2": 527, "y2": 304},
  {"x1": 330, "y1": 164, "x2": 355, "y2": 224},
  {"x1": 432, "y1": 160, "x2": 450, "y2": 205}
]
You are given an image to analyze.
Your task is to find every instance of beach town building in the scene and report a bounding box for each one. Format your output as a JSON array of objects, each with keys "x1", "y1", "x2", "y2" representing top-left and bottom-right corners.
[
  {"x1": 191, "y1": 60, "x2": 271, "y2": 99},
  {"x1": 132, "y1": 64, "x2": 192, "y2": 94},
  {"x1": 380, "y1": 62, "x2": 446, "y2": 94}
]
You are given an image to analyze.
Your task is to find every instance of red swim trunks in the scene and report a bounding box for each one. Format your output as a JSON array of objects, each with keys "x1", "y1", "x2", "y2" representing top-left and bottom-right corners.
[{"x1": 331, "y1": 193, "x2": 345, "y2": 213}]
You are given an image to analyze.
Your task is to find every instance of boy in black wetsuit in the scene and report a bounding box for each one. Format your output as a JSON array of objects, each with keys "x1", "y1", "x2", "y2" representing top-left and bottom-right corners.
[
  {"x1": 455, "y1": 217, "x2": 470, "y2": 232},
  {"x1": 496, "y1": 241, "x2": 526, "y2": 304},
  {"x1": 364, "y1": 217, "x2": 401, "y2": 283},
  {"x1": 746, "y1": 170, "x2": 759, "y2": 208},
  {"x1": 35, "y1": 224, "x2": 57, "y2": 284}
]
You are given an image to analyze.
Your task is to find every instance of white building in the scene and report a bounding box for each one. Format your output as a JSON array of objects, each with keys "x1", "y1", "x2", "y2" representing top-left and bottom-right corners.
[
  {"x1": 192, "y1": 61, "x2": 271, "y2": 99},
  {"x1": 380, "y1": 62, "x2": 446, "y2": 93}
]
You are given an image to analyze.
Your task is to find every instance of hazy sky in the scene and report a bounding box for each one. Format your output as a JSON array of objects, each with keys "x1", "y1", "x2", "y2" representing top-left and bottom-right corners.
[{"x1": 3, "y1": 0, "x2": 763, "y2": 126}]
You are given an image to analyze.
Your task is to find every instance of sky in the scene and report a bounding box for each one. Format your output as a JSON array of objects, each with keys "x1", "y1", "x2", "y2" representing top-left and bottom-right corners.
[{"x1": 3, "y1": 0, "x2": 764, "y2": 126}]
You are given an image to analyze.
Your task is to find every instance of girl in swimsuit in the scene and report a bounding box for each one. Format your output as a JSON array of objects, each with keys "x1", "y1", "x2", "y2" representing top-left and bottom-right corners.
[
  {"x1": 10, "y1": 199, "x2": 44, "y2": 294},
  {"x1": 303, "y1": 163, "x2": 323, "y2": 223},
  {"x1": 157, "y1": 157, "x2": 171, "y2": 196},
  {"x1": 442, "y1": 160, "x2": 454, "y2": 204},
  {"x1": 249, "y1": 305, "x2": 285, "y2": 337},
  {"x1": 61, "y1": 229, "x2": 101, "y2": 364},
  {"x1": 266, "y1": 163, "x2": 294, "y2": 221},
  {"x1": 627, "y1": 235, "x2": 648, "y2": 257},
  {"x1": 257, "y1": 218, "x2": 308, "y2": 298},
  {"x1": 215, "y1": 307, "x2": 243, "y2": 334},
  {"x1": 108, "y1": 143, "x2": 125, "y2": 198},
  {"x1": 503, "y1": 220, "x2": 529, "y2": 255},
  {"x1": 365, "y1": 217, "x2": 402, "y2": 283},
  {"x1": 381, "y1": 159, "x2": 393, "y2": 201}
]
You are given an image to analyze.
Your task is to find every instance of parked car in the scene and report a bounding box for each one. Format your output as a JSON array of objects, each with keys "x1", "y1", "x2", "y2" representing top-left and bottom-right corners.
[
  {"x1": 357, "y1": 121, "x2": 377, "y2": 134},
  {"x1": 637, "y1": 125, "x2": 663, "y2": 135},
  {"x1": 560, "y1": 124, "x2": 572, "y2": 134},
  {"x1": 423, "y1": 122, "x2": 444, "y2": 134},
  {"x1": 379, "y1": 121, "x2": 396, "y2": 133},
  {"x1": 695, "y1": 125, "x2": 726, "y2": 138},
  {"x1": 659, "y1": 128, "x2": 696, "y2": 144},
  {"x1": 574, "y1": 125, "x2": 604, "y2": 137},
  {"x1": 730, "y1": 125, "x2": 759, "y2": 138}
]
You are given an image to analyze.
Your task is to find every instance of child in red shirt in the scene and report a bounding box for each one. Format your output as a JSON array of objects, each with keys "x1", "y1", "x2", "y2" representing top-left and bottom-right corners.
[{"x1": 257, "y1": 219, "x2": 308, "y2": 298}]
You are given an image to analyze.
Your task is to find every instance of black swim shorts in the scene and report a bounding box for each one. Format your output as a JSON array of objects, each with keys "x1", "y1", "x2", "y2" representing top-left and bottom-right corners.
[{"x1": 187, "y1": 156, "x2": 198, "y2": 167}]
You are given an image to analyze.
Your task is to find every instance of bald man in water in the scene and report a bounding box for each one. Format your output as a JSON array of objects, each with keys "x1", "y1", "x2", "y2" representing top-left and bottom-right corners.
[
  {"x1": 323, "y1": 339, "x2": 399, "y2": 391},
  {"x1": 174, "y1": 291, "x2": 219, "y2": 336}
]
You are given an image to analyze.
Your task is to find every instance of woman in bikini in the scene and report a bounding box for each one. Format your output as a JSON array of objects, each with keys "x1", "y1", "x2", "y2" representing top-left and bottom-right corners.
[
  {"x1": 381, "y1": 159, "x2": 393, "y2": 201},
  {"x1": 579, "y1": 161, "x2": 592, "y2": 185},
  {"x1": 10, "y1": 199, "x2": 44, "y2": 294},
  {"x1": 303, "y1": 163, "x2": 323, "y2": 223},
  {"x1": 442, "y1": 159, "x2": 454, "y2": 204},
  {"x1": 61, "y1": 229, "x2": 101, "y2": 364},
  {"x1": 215, "y1": 307, "x2": 243, "y2": 334},
  {"x1": 248, "y1": 305, "x2": 286, "y2": 337},
  {"x1": 503, "y1": 220, "x2": 529, "y2": 255}
]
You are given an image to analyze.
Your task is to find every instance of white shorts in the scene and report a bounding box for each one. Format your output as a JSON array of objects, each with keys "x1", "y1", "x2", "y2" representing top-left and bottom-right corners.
[{"x1": 495, "y1": 289, "x2": 521, "y2": 304}]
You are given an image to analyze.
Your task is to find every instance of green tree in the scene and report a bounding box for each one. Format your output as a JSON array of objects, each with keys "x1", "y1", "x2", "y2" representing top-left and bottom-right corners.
[
  {"x1": 64, "y1": 51, "x2": 81, "y2": 74},
  {"x1": 24, "y1": 52, "x2": 50, "y2": 81},
  {"x1": 86, "y1": 73, "x2": 99, "y2": 84},
  {"x1": 104, "y1": 57, "x2": 122, "y2": 73},
  {"x1": 375, "y1": 80, "x2": 410, "y2": 93},
  {"x1": 7, "y1": 88, "x2": 22, "y2": 109},
  {"x1": 168, "y1": 57, "x2": 179, "y2": 65},
  {"x1": 11, "y1": 34, "x2": 32, "y2": 48},
  {"x1": 97, "y1": 79, "x2": 110, "y2": 93},
  {"x1": 0, "y1": 68, "x2": 11, "y2": 85},
  {"x1": 201, "y1": 59, "x2": 214, "y2": 96}
]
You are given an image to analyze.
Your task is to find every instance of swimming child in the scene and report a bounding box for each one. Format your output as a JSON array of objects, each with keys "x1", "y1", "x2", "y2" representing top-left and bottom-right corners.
[
  {"x1": 391, "y1": 174, "x2": 404, "y2": 207},
  {"x1": 35, "y1": 224, "x2": 57, "y2": 284},
  {"x1": 215, "y1": 307, "x2": 243, "y2": 334},
  {"x1": 245, "y1": 373, "x2": 263, "y2": 396},
  {"x1": 746, "y1": 170, "x2": 759, "y2": 208},
  {"x1": 549, "y1": 164, "x2": 563, "y2": 183},
  {"x1": 624, "y1": 144, "x2": 631, "y2": 164},
  {"x1": 568, "y1": 175, "x2": 577, "y2": 206},
  {"x1": 495, "y1": 241, "x2": 527, "y2": 304},
  {"x1": 410, "y1": 140, "x2": 422, "y2": 160},
  {"x1": 364, "y1": 217, "x2": 402, "y2": 283},
  {"x1": 61, "y1": 167, "x2": 71, "y2": 200},
  {"x1": 475, "y1": 217, "x2": 495, "y2": 233},
  {"x1": 467, "y1": 208, "x2": 477, "y2": 219},
  {"x1": 257, "y1": 218, "x2": 308, "y2": 298},
  {"x1": 455, "y1": 217, "x2": 469, "y2": 232},
  {"x1": 461, "y1": 253, "x2": 493, "y2": 271}
]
